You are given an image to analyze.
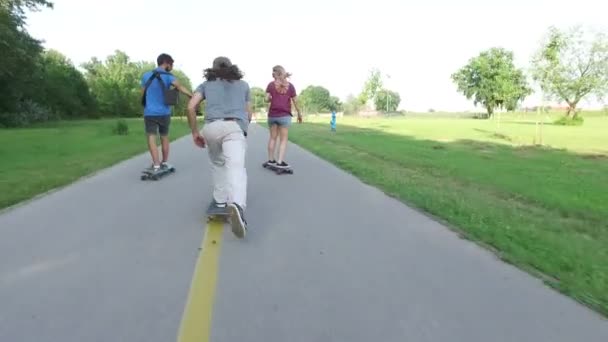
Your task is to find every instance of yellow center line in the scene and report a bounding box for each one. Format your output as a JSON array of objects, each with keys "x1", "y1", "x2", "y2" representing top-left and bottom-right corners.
[{"x1": 177, "y1": 218, "x2": 224, "y2": 342}]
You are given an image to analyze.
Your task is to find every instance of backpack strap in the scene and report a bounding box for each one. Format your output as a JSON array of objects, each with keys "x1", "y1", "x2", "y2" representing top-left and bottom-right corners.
[
  {"x1": 141, "y1": 69, "x2": 177, "y2": 107},
  {"x1": 154, "y1": 70, "x2": 174, "y2": 88},
  {"x1": 141, "y1": 70, "x2": 160, "y2": 107}
]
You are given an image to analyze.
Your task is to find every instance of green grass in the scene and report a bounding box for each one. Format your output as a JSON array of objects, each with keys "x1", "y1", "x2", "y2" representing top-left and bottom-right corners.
[
  {"x1": 288, "y1": 112, "x2": 608, "y2": 316},
  {"x1": 0, "y1": 117, "x2": 197, "y2": 209}
]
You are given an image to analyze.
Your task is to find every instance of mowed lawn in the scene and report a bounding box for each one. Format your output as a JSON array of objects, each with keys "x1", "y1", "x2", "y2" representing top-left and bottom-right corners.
[
  {"x1": 0, "y1": 117, "x2": 197, "y2": 209},
  {"x1": 288, "y1": 112, "x2": 608, "y2": 316}
]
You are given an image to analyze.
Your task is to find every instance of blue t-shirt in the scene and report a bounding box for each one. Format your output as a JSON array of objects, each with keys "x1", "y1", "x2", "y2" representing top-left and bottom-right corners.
[{"x1": 141, "y1": 67, "x2": 176, "y2": 116}]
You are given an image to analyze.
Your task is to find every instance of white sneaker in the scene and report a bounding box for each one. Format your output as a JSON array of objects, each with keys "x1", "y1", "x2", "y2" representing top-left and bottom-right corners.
[{"x1": 228, "y1": 203, "x2": 247, "y2": 238}]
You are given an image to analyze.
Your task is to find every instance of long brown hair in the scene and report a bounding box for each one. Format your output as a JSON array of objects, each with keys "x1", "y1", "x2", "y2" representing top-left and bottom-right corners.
[
  {"x1": 204, "y1": 57, "x2": 244, "y2": 81},
  {"x1": 272, "y1": 65, "x2": 292, "y2": 94}
]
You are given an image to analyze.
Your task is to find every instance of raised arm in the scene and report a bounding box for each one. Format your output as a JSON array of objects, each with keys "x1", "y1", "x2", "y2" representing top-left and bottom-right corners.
[{"x1": 172, "y1": 78, "x2": 193, "y2": 98}]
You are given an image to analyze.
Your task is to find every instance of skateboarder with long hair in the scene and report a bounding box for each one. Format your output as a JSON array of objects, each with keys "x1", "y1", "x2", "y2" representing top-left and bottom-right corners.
[
  {"x1": 264, "y1": 65, "x2": 302, "y2": 169},
  {"x1": 186, "y1": 57, "x2": 252, "y2": 238}
]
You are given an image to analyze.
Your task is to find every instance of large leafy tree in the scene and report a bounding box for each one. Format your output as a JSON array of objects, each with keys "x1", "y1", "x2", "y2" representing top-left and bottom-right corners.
[
  {"x1": 451, "y1": 47, "x2": 532, "y2": 117},
  {"x1": 1, "y1": 1, "x2": 98, "y2": 126},
  {"x1": 375, "y1": 89, "x2": 401, "y2": 112},
  {"x1": 299, "y1": 85, "x2": 333, "y2": 113},
  {"x1": 82, "y1": 50, "x2": 193, "y2": 117},
  {"x1": 328, "y1": 96, "x2": 342, "y2": 112},
  {"x1": 343, "y1": 94, "x2": 363, "y2": 115},
  {"x1": 358, "y1": 68, "x2": 383, "y2": 106},
  {"x1": 82, "y1": 51, "x2": 143, "y2": 117},
  {"x1": 0, "y1": 0, "x2": 53, "y2": 114},
  {"x1": 1, "y1": 0, "x2": 53, "y2": 13},
  {"x1": 34, "y1": 49, "x2": 97, "y2": 118},
  {"x1": 531, "y1": 26, "x2": 608, "y2": 118},
  {"x1": 250, "y1": 87, "x2": 269, "y2": 112}
]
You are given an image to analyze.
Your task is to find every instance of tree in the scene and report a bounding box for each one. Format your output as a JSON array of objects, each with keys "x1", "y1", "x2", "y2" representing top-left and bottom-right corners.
[
  {"x1": 1, "y1": 0, "x2": 53, "y2": 14},
  {"x1": 82, "y1": 51, "x2": 142, "y2": 117},
  {"x1": 299, "y1": 85, "x2": 332, "y2": 113},
  {"x1": 0, "y1": 0, "x2": 53, "y2": 115},
  {"x1": 328, "y1": 96, "x2": 342, "y2": 112},
  {"x1": 451, "y1": 47, "x2": 532, "y2": 117},
  {"x1": 0, "y1": 0, "x2": 52, "y2": 35},
  {"x1": 34, "y1": 49, "x2": 97, "y2": 118},
  {"x1": 82, "y1": 50, "x2": 193, "y2": 117},
  {"x1": 0, "y1": 1, "x2": 99, "y2": 127},
  {"x1": 0, "y1": 9, "x2": 38, "y2": 114},
  {"x1": 343, "y1": 94, "x2": 363, "y2": 115},
  {"x1": 531, "y1": 26, "x2": 608, "y2": 118},
  {"x1": 375, "y1": 89, "x2": 401, "y2": 112},
  {"x1": 358, "y1": 68, "x2": 383, "y2": 105},
  {"x1": 0, "y1": 0, "x2": 52, "y2": 79},
  {"x1": 250, "y1": 87, "x2": 268, "y2": 112}
]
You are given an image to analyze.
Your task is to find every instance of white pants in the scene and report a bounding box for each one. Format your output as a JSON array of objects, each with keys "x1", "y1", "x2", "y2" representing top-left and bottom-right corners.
[{"x1": 202, "y1": 120, "x2": 247, "y2": 208}]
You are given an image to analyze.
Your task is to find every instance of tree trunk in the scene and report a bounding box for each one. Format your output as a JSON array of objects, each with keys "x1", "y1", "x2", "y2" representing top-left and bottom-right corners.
[
  {"x1": 567, "y1": 102, "x2": 578, "y2": 118},
  {"x1": 486, "y1": 106, "x2": 494, "y2": 119}
]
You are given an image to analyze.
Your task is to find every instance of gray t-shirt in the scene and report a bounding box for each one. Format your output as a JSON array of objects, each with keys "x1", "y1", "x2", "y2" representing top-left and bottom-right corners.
[{"x1": 195, "y1": 79, "x2": 251, "y2": 133}]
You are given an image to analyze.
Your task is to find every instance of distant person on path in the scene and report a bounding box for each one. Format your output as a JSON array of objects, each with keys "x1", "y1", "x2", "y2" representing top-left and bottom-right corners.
[
  {"x1": 330, "y1": 110, "x2": 337, "y2": 131},
  {"x1": 140, "y1": 53, "x2": 193, "y2": 174},
  {"x1": 264, "y1": 65, "x2": 302, "y2": 169},
  {"x1": 186, "y1": 57, "x2": 252, "y2": 238}
]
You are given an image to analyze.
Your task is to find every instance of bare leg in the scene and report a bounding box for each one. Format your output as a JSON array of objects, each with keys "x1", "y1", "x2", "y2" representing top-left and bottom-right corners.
[
  {"x1": 160, "y1": 135, "x2": 170, "y2": 163},
  {"x1": 277, "y1": 126, "x2": 289, "y2": 163},
  {"x1": 147, "y1": 134, "x2": 160, "y2": 166},
  {"x1": 267, "y1": 124, "x2": 279, "y2": 161}
]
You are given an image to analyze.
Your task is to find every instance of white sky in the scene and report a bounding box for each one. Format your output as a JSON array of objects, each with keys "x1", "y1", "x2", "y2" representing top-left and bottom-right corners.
[{"x1": 25, "y1": 0, "x2": 607, "y2": 112}]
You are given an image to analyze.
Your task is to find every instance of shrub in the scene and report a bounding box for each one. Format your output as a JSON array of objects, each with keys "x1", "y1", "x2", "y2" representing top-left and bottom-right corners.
[
  {"x1": 112, "y1": 119, "x2": 129, "y2": 135},
  {"x1": 554, "y1": 115, "x2": 584, "y2": 126},
  {"x1": 0, "y1": 100, "x2": 57, "y2": 127}
]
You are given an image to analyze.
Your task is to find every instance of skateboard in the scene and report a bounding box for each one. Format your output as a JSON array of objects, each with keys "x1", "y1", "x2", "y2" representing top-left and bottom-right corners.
[
  {"x1": 262, "y1": 162, "x2": 294, "y2": 175},
  {"x1": 140, "y1": 165, "x2": 175, "y2": 181},
  {"x1": 206, "y1": 200, "x2": 230, "y2": 222}
]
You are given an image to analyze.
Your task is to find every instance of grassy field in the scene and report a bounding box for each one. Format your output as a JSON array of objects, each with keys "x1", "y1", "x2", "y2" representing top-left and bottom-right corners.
[
  {"x1": 287, "y1": 112, "x2": 608, "y2": 316},
  {"x1": 2, "y1": 112, "x2": 607, "y2": 316},
  {"x1": 0, "y1": 117, "x2": 197, "y2": 209}
]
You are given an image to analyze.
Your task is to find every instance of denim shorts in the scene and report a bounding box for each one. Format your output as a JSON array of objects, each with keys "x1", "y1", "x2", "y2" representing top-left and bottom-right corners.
[{"x1": 268, "y1": 115, "x2": 292, "y2": 127}]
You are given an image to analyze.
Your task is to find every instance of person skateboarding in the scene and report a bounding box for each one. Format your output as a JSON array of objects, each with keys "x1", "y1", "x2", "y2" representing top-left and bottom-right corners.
[
  {"x1": 264, "y1": 65, "x2": 302, "y2": 169},
  {"x1": 186, "y1": 57, "x2": 252, "y2": 238},
  {"x1": 140, "y1": 53, "x2": 193, "y2": 176}
]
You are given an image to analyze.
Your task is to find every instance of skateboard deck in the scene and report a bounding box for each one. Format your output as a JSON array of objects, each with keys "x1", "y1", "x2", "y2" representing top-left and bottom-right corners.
[
  {"x1": 206, "y1": 201, "x2": 230, "y2": 222},
  {"x1": 140, "y1": 166, "x2": 175, "y2": 181},
  {"x1": 262, "y1": 162, "x2": 294, "y2": 175}
]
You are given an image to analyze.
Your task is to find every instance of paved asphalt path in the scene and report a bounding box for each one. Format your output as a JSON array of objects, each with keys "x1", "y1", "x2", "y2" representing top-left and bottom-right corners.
[{"x1": 1, "y1": 123, "x2": 607, "y2": 342}]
